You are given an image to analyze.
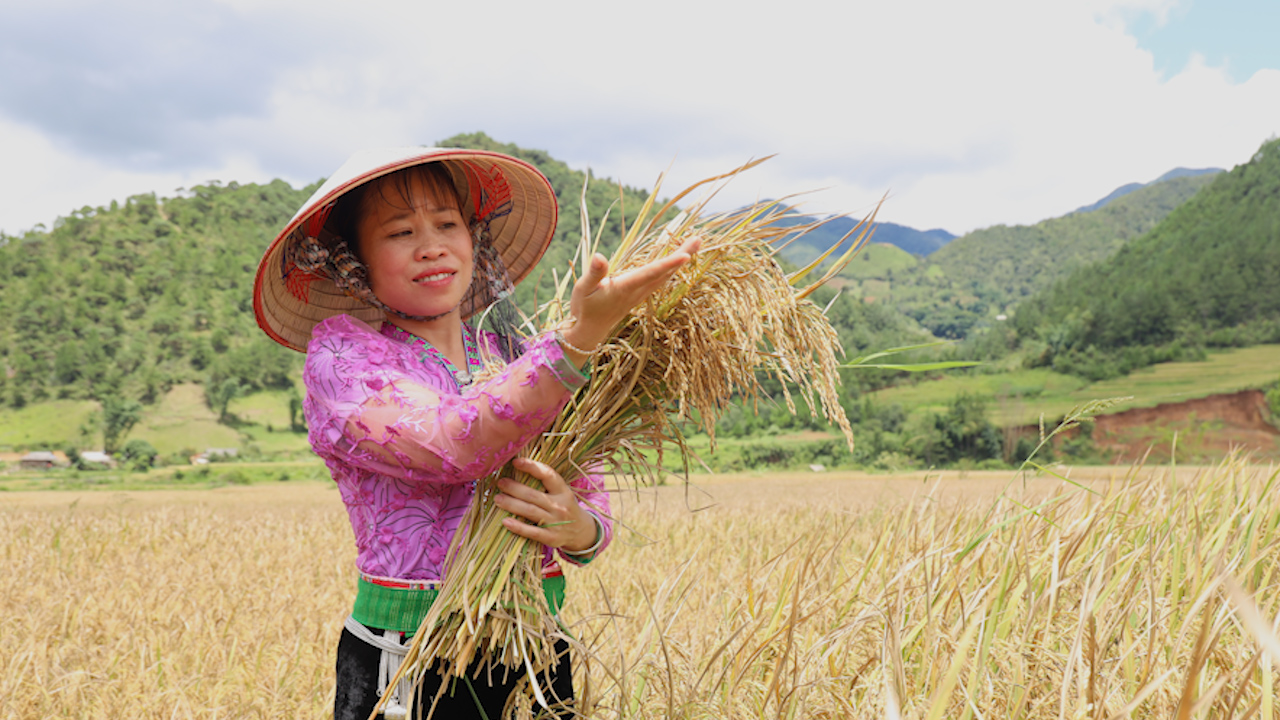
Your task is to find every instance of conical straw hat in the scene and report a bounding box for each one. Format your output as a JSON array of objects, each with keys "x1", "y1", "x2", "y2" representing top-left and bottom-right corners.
[{"x1": 253, "y1": 147, "x2": 557, "y2": 352}]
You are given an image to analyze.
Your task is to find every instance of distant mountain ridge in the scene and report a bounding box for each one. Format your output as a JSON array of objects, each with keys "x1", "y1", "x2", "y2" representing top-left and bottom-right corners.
[
  {"x1": 1072, "y1": 167, "x2": 1222, "y2": 215},
  {"x1": 769, "y1": 166, "x2": 1223, "y2": 263},
  {"x1": 768, "y1": 209, "x2": 956, "y2": 263},
  {"x1": 825, "y1": 217, "x2": 956, "y2": 256}
]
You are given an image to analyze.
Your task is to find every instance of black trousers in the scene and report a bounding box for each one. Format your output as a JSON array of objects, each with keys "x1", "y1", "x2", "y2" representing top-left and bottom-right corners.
[{"x1": 334, "y1": 622, "x2": 575, "y2": 720}]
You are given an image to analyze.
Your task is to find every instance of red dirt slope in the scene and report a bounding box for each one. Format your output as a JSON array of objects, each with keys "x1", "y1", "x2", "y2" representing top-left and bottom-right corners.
[
  {"x1": 1008, "y1": 389, "x2": 1280, "y2": 464},
  {"x1": 1091, "y1": 389, "x2": 1279, "y2": 463}
]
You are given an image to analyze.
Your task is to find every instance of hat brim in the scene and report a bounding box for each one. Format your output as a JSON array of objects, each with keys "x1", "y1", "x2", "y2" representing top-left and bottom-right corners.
[{"x1": 253, "y1": 147, "x2": 558, "y2": 352}]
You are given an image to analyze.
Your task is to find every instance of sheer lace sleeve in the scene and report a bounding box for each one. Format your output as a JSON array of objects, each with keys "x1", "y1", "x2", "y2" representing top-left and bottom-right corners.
[
  {"x1": 304, "y1": 315, "x2": 587, "y2": 484},
  {"x1": 558, "y1": 466, "x2": 614, "y2": 566}
]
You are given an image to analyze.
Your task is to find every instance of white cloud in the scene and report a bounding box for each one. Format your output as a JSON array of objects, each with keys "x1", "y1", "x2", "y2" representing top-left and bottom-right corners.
[
  {"x1": 0, "y1": 0, "x2": 1277, "y2": 236},
  {"x1": 0, "y1": 116, "x2": 284, "y2": 236}
]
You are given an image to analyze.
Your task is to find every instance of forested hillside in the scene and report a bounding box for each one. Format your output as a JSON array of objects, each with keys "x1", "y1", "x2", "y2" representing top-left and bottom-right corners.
[
  {"x1": 879, "y1": 171, "x2": 1220, "y2": 338},
  {"x1": 0, "y1": 133, "x2": 923, "y2": 450},
  {"x1": 1013, "y1": 137, "x2": 1280, "y2": 379},
  {"x1": 0, "y1": 179, "x2": 314, "y2": 416}
]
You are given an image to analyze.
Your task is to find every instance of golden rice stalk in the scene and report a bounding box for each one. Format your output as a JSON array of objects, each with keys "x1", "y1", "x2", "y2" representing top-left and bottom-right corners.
[{"x1": 374, "y1": 161, "x2": 877, "y2": 719}]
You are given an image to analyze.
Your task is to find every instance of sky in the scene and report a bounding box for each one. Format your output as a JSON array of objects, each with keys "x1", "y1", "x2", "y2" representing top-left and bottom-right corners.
[{"x1": 1, "y1": 0, "x2": 1277, "y2": 237}]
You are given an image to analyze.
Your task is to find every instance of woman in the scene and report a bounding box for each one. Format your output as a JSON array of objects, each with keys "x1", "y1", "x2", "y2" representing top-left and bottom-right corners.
[{"x1": 253, "y1": 146, "x2": 698, "y2": 718}]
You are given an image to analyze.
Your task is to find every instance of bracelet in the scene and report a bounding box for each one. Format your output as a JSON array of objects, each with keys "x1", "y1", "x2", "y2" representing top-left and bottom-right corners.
[
  {"x1": 563, "y1": 512, "x2": 605, "y2": 557},
  {"x1": 555, "y1": 329, "x2": 600, "y2": 357}
]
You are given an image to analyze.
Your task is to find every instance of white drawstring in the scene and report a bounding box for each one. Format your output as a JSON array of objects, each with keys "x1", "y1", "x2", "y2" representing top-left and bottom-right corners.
[{"x1": 344, "y1": 615, "x2": 412, "y2": 719}]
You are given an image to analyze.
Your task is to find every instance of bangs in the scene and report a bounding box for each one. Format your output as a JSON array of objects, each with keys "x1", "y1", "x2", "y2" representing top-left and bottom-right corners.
[
  {"x1": 363, "y1": 162, "x2": 465, "y2": 220},
  {"x1": 323, "y1": 161, "x2": 468, "y2": 258}
]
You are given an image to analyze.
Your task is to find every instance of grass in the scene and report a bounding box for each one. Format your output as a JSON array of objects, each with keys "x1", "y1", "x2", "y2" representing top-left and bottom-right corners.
[
  {"x1": 135, "y1": 385, "x2": 310, "y2": 458},
  {"x1": 830, "y1": 242, "x2": 921, "y2": 300},
  {"x1": 0, "y1": 399, "x2": 98, "y2": 449},
  {"x1": 777, "y1": 241, "x2": 917, "y2": 283},
  {"x1": 1082, "y1": 344, "x2": 1280, "y2": 406},
  {"x1": 227, "y1": 389, "x2": 295, "y2": 430},
  {"x1": 0, "y1": 384, "x2": 311, "y2": 457},
  {"x1": 235, "y1": 423, "x2": 312, "y2": 458},
  {"x1": 870, "y1": 368, "x2": 1087, "y2": 426},
  {"x1": 130, "y1": 384, "x2": 242, "y2": 455},
  {"x1": 0, "y1": 459, "x2": 329, "y2": 492},
  {"x1": 665, "y1": 430, "x2": 848, "y2": 474},
  {"x1": 842, "y1": 241, "x2": 919, "y2": 278},
  {"x1": 4, "y1": 345, "x2": 1276, "y2": 457},
  {"x1": 871, "y1": 343, "x2": 1280, "y2": 426},
  {"x1": 6, "y1": 459, "x2": 1280, "y2": 718}
]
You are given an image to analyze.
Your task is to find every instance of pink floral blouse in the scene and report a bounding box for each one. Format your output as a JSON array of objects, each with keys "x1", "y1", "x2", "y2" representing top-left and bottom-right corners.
[{"x1": 303, "y1": 314, "x2": 612, "y2": 581}]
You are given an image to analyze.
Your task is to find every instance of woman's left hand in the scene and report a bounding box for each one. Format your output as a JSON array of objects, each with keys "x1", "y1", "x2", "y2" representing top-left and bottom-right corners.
[
  {"x1": 560, "y1": 234, "x2": 701, "y2": 362},
  {"x1": 495, "y1": 457, "x2": 598, "y2": 552}
]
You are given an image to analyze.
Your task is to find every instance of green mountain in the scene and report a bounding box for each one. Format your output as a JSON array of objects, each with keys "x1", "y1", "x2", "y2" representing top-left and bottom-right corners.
[
  {"x1": 875, "y1": 169, "x2": 1221, "y2": 339},
  {"x1": 0, "y1": 179, "x2": 315, "y2": 415},
  {"x1": 0, "y1": 133, "x2": 922, "y2": 452},
  {"x1": 832, "y1": 242, "x2": 919, "y2": 281},
  {"x1": 1012, "y1": 137, "x2": 1280, "y2": 379},
  {"x1": 0, "y1": 133, "x2": 667, "y2": 417}
]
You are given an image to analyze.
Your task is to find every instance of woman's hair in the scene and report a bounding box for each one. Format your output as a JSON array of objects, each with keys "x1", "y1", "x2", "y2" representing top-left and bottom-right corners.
[{"x1": 324, "y1": 162, "x2": 464, "y2": 259}]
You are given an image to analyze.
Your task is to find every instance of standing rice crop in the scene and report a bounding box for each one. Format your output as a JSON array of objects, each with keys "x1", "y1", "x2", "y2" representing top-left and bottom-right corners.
[
  {"x1": 577, "y1": 455, "x2": 1280, "y2": 719},
  {"x1": 9, "y1": 459, "x2": 1280, "y2": 718},
  {"x1": 378, "y1": 162, "x2": 877, "y2": 718}
]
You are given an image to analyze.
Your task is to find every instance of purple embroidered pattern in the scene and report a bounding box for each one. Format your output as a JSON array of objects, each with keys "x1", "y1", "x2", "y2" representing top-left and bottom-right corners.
[{"x1": 304, "y1": 314, "x2": 611, "y2": 581}]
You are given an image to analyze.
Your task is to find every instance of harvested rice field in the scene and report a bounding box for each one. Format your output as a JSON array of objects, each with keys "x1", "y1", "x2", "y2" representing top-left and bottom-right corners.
[{"x1": 4, "y1": 460, "x2": 1280, "y2": 718}]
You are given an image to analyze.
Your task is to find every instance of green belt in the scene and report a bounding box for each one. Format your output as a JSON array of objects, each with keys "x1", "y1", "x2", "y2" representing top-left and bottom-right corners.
[{"x1": 352, "y1": 575, "x2": 567, "y2": 634}]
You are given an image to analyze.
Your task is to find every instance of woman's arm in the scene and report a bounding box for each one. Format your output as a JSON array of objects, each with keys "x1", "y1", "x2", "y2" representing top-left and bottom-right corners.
[
  {"x1": 305, "y1": 316, "x2": 587, "y2": 482},
  {"x1": 306, "y1": 233, "x2": 700, "y2": 484}
]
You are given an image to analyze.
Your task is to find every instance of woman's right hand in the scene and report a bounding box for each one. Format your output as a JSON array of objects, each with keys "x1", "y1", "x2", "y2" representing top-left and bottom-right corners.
[{"x1": 559, "y1": 235, "x2": 701, "y2": 363}]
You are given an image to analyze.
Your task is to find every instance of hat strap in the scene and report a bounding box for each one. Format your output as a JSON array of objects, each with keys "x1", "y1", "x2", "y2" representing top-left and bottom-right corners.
[{"x1": 468, "y1": 221, "x2": 523, "y2": 362}]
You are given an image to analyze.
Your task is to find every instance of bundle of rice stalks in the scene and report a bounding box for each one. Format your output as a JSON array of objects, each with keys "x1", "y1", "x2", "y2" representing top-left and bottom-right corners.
[{"x1": 375, "y1": 160, "x2": 877, "y2": 719}]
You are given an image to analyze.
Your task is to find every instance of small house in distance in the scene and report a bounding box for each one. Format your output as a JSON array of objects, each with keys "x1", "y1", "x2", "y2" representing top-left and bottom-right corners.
[
  {"x1": 192, "y1": 448, "x2": 239, "y2": 465},
  {"x1": 19, "y1": 451, "x2": 70, "y2": 471},
  {"x1": 78, "y1": 451, "x2": 117, "y2": 469}
]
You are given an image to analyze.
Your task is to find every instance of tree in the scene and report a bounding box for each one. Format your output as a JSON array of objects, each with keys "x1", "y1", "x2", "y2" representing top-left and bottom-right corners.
[
  {"x1": 915, "y1": 394, "x2": 1003, "y2": 466},
  {"x1": 120, "y1": 439, "x2": 159, "y2": 471},
  {"x1": 288, "y1": 389, "x2": 306, "y2": 432},
  {"x1": 101, "y1": 395, "x2": 142, "y2": 455},
  {"x1": 209, "y1": 378, "x2": 241, "y2": 422}
]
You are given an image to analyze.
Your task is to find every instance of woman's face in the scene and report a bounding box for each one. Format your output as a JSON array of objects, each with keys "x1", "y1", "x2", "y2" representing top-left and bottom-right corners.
[{"x1": 356, "y1": 171, "x2": 474, "y2": 321}]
